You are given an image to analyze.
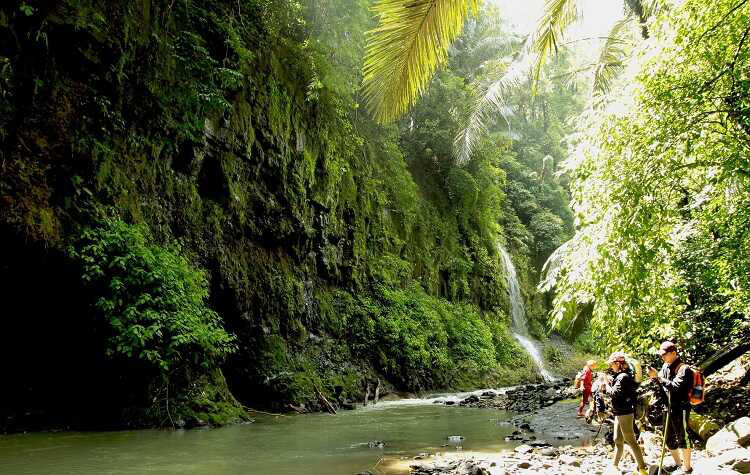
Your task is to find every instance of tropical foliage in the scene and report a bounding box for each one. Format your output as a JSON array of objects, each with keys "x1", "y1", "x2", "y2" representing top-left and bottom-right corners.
[
  {"x1": 363, "y1": 0, "x2": 480, "y2": 123},
  {"x1": 0, "y1": 0, "x2": 582, "y2": 430},
  {"x1": 69, "y1": 218, "x2": 236, "y2": 373},
  {"x1": 544, "y1": 0, "x2": 750, "y2": 360}
]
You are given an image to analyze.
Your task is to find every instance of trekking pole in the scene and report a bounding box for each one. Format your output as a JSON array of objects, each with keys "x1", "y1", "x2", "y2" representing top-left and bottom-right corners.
[{"x1": 657, "y1": 393, "x2": 671, "y2": 475}]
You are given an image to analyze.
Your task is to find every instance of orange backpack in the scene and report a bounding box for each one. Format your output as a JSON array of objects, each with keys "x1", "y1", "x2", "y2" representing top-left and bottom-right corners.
[{"x1": 679, "y1": 364, "x2": 705, "y2": 406}]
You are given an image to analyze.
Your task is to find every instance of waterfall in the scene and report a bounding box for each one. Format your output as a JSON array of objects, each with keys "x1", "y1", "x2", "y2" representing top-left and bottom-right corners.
[{"x1": 498, "y1": 245, "x2": 556, "y2": 382}]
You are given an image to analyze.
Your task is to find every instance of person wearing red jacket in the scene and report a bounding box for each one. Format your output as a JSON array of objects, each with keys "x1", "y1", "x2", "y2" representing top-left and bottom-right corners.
[{"x1": 577, "y1": 359, "x2": 596, "y2": 417}]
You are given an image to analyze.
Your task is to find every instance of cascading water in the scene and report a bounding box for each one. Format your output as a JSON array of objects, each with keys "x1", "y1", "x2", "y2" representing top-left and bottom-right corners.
[{"x1": 498, "y1": 245, "x2": 556, "y2": 382}]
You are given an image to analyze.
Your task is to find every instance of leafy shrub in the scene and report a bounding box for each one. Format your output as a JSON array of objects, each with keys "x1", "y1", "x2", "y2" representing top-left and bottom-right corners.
[
  {"x1": 70, "y1": 218, "x2": 236, "y2": 373},
  {"x1": 543, "y1": 345, "x2": 564, "y2": 365},
  {"x1": 348, "y1": 284, "x2": 524, "y2": 391}
]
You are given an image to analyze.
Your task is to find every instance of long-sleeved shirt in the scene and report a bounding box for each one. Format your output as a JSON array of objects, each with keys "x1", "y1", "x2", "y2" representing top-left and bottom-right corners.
[
  {"x1": 582, "y1": 366, "x2": 593, "y2": 391},
  {"x1": 607, "y1": 370, "x2": 637, "y2": 415},
  {"x1": 658, "y1": 357, "x2": 692, "y2": 410}
]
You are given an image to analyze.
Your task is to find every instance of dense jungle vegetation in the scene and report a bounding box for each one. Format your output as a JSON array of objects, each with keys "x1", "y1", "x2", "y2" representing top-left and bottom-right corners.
[
  {"x1": 0, "y1": 0, "x2": 579, "y2": 430},
  {"x1": 2, "y1": 0, "x2": 747, "y2": 433}
]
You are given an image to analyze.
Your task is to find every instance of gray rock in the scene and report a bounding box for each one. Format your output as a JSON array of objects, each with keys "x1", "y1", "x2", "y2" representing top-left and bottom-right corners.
[
  {"x1": 541, "y1": 447, "x2": 559, "y2": 457},
  {"x1": 559, "y1": 454, "x2": 581, "y2": 466},
  {"x1": 515, "y1": 444, "x2": 533, "y2": 454},
  {"x1": 736, "y1": 417, "x2": 750, "y2": 447},
  {"x1": 708, "y1": 417, "x2": 750, "y2": 456}
]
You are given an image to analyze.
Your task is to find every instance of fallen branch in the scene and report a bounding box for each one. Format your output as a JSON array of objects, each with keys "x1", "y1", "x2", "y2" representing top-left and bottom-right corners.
[
  {"x1": 242, "y1": 405, "x2": 285, "y2": 417},
  {"x1": 314, "y1": 385, "x2": 337, "y2": 415}
]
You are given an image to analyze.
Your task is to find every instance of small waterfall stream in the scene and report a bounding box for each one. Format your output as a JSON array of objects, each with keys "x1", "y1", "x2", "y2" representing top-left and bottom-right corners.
[{"x1": 498, "y1": 246, "x2": 556, "y2": 382}]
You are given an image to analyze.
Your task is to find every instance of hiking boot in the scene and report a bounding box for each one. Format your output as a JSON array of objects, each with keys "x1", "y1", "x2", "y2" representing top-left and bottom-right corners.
[
  {"x1": 661, "y1": 463, "x2": 679, "y2": 473},
  {"x1": 672, "y1": 468, "x2": 693, "y2": 475}
]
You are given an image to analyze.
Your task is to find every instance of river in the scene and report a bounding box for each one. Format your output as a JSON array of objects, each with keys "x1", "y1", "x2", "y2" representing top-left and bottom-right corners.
[{"x1": 0, "y1": 390, "x2": 549, "y2": 475}]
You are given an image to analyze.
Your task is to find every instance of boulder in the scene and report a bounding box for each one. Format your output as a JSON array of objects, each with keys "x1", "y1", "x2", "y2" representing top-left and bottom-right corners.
[
  {"x1": 714, "y1": 447, "x2": 750, "y2": 467},
  {"x1": 707, "y1": 417, "x2": 750, "y2": 456},
  {"x1": 461, "y1": 395, "x2": 480, "y2": 405}
]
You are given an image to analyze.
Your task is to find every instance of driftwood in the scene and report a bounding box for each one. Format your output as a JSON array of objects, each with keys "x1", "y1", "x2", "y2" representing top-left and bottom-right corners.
[
  {"x1": 243, "y1": 405, "x2": 285, "y2": 417},
  {"x1": 314, "y1": 385, "x2": 337, "y2": 414},
  {"x1": 286, "y1": 404, "x2": 305, "y2": 414},
  {"x1": 700, "y1": 342, "x2": 750, "y2": 377},
  {"x1": 364, "y1": 383, "x2": 370, "y2": 406},
  {"x1": 374, "y1": 378, "x2": 381, "y2": 404}
]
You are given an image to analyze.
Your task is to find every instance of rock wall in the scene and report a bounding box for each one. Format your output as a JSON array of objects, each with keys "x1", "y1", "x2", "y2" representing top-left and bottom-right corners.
[{"x1": 0, "y1": 0, "x2": 549, "y2": 430}]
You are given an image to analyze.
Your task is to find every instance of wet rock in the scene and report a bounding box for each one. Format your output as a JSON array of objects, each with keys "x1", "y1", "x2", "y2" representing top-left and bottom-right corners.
[
  {"x1": 460, "y1": 395, "x2": 480, "y2": 405},
  {"x1": 367, "y1": 440, "x2": 386, "y2": 448},
  {"x1": 528, "y1": 439, "x2": 550, "y2": 447}
]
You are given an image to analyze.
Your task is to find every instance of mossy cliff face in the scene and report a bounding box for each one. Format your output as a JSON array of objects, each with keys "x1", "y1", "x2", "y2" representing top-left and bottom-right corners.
[{"x1": 0, "y1": 1, "x2": 559, "y2": 430}]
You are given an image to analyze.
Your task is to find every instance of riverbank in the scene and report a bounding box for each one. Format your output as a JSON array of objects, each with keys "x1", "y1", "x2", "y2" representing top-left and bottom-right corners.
[
  {"x1": 402, "y1": 369, "x2": 750, "y2": 475},
  {"x1": 404, "y1": 439, "x2": 717, "y2": 475}
]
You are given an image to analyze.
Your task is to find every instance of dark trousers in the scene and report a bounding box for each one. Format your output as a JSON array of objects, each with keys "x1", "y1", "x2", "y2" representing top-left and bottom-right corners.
[{"x1": 665, "y1": 407, "x2": 692, "y2": 450}]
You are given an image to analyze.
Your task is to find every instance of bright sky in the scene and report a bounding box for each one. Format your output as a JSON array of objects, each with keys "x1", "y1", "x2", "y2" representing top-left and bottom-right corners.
[{"x1": 491, "y1": 0, "x2": 623, "y2": 58}]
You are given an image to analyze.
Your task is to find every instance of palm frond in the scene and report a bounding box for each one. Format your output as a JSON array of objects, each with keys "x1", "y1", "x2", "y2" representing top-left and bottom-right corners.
[
  {"x1": 592, "y1": 17, "x2": 632, "y2": 98},
  {"x1": 529, "y1": 0, "x2": 581, "y2": 87},
  {"x1": 363, "y1": 0, "x2": 480, "y2": 124},
  {"x1": 623, "y1": 0, "x2": 650, "y2": 38},
  {"x1": 453, "y1": 54, "x2": 535, "y2": 162}
]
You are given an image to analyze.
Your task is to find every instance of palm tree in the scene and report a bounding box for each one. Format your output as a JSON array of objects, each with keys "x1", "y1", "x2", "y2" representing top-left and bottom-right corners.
[
  {"x1": 362, "y1": 0, "x2": 655, "y2": 158},
  {"x1": 362, "y1": 0, "x2": 480, "y2": 125}
]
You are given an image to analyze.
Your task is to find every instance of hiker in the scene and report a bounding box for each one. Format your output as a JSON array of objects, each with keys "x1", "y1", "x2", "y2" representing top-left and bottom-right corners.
[
  {"x1": 605, "y1": 351, "x2": 648, "y2": 475},
  {"x1": 577, "y1": 359, "x2": 596, "y2": 417},
  {"x1": 647, "y1": 341, "x2": 693, "y2": 474}
]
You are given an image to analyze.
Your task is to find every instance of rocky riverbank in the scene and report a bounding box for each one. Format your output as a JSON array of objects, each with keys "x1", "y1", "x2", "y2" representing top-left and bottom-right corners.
[
  {"x1": 408, "y1": 417, "x2": 750, "y2": 474},
  {"x1": 406, "y1": 355, "x2": 750, "y2": 475},
  {"x1": 432, "y1": 380, "x2": 574, "y2": 413}
]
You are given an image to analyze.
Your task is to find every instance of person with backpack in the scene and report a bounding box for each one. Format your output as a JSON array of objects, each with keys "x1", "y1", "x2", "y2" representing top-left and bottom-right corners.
[
  {"x1": 605, "y1": 352, "x2": 649, "y2": 475},
  {"x1": 576, "y1": 359, "x2": 596, "y2": 417},
  {"x1": 647, "y1": 341, "x2": 695, "y2": 474}
]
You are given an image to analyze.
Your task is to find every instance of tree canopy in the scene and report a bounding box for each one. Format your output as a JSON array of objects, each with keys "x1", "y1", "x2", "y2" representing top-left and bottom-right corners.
[{"x1": 543, "y1": 0, "x2": 750, "y2": 358}]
